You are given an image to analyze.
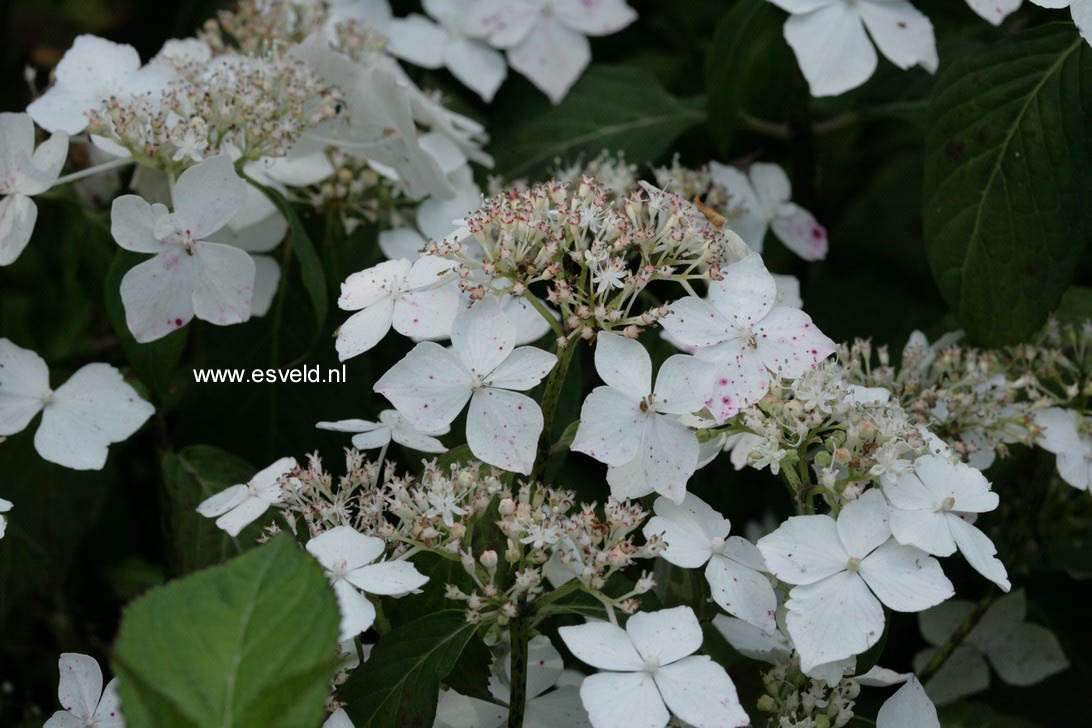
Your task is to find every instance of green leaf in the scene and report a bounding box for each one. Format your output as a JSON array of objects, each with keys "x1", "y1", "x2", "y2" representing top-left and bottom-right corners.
[
  {"x1": 104, "y1": 250, "x2": 188, "y2": 401},
  {"x1": 923, "y1": 23, "x2": 1092, "y2": 345},
  {"x1": 491, "y1": 65, "x2": 704, "y2": 180},
  {"x1": 339, "y1": 609, "x2": 480, "y2": 728},
  {"x1": 112, "y1": 533, "x2": 340, "y2": 728},
  {"x1": 704, "y1": 0, "x2": 791, "y2": 155},
  {"x1": 248, "y1": 180, "x2": 328, "y2": 327},
  {"x1": 160, "y1": 445, "x2": 256, "y2": 574},
  {"x1": 1053, "y1": 285, "x2": 1092, "y2": 326}
]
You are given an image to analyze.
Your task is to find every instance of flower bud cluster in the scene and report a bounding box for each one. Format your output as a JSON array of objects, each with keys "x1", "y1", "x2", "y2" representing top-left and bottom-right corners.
[
  {"x1": 87, "y1": 46, "x2": 340, "y2": 170},
  {"x1": 757, "y1": 659, "x2": 858, "y2": 728},
  {"x1": 426, "y1": 175, "x2": 751, "y2": 342}
]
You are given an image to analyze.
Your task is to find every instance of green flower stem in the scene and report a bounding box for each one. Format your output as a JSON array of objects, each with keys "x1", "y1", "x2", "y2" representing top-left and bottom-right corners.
[
  {"x1": 531, "y1": 341, "x2": 577, "y2": 479},
  {"x1": 918, "y1": 590, "x2": 995, "y2": 684},
  {"x1": 507, "y1": 613, "x2": 530, "y2": 728}
]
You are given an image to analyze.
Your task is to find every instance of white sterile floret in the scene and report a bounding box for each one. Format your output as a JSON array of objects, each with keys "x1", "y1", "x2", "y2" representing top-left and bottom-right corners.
[
  {"x1": 323, "y1": 708, "x2": 354, "y2": 728},
  {"x1": 386, "y1": 0, "x2": 508, "y2": 102},
  {"x1": 306, "y1": 525, "x2": 429, "y2": 641},
  {"x1": 885, "y1": 454, "x2": 1010, "y2": 590},
  {"x1": 558, "y1": 605, "x2": 749, "y2": 728},
  {"x1": 757, "y1": 490, "x2": 954, "y2": 672},
  {"x1": 109, "y1": 154, "x2": 256, "y2": 342},
  {"x1": 875, "y1": 676, "x2": 939, "y2": 728},
  {"x1": 27, "y1": 34, "x2": 175, "y2": 135},
  {"x1": 0, "y1": 338, "x2": 154, "y2": 470},
  {"x1": 316, "y1": 408, "x2": 449, "y2": 453},
  {"x1": 434, "y1": 635, "x2": 590, "y2": 728},
  {"x1": 913, "y1": 589, "x2": 1069, "y2": 705},
  {"x1": 965, "y1": 0, "x2": 1022, "y2": 24},
  {"x1": 44, "y1": 652, "x2": 124, "y2": 728},
  {"x1": 195, "y1": 456, "x2": 297, "y2": 537},
  {"x1": 709, "y1": 161, "x2": 827, "y2": 261},
  {"x1": 0, "y1": 497, "x2": 10, "y2": 539},
  {"x1": 1033, "y1": 407, "x2": 1092, "y2": 491},
  {"x1": 767, "y1": 0, "x2": 938, "y2": 97},
  {"x1": 659, "y1": 255, "x2": 835, "y2": 423},
  {"x1": 464, "y1": 0, "x2": 637, "y2": 103},
  {"x1": 374, "y1": 297, "x2": 557, "y2": 474},
  {"x1": 572, "y1": 332, "x2": 713, "y2": 503},
  {"x1": 0, "y1": 112, "x2": 68, "y2": 266},
  {"x1": 335, "y1": 255, "x2": 459, "y2": 360},
  {"x1": 643, "y1": 493, "x2": 778, "y2": 631}
]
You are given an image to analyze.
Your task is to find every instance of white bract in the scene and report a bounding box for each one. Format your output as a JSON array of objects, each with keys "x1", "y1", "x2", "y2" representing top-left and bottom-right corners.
[
  {"x1": 875, "y1": 676, "x2": 939, "y2": 728},
  {"x1": 558, "y1": 605, "x2": 749, "y2": 728},
  {"x1": 913, "y1": 589, "x2": 1069, "y2": 704},
  {"x1": 317, "y1": 409, "x2": 449, "y2": 453},
  {"x1": 44, "y1": 653, "x2": 124, "y2": 728},
  {"x1": 0, "y1": 113, "x2": 68, "y2": 266},
  {"x1": 335, "y1": 256, "x2": 459, "y2": 360},
  {"x1": 572, "y1": 332, "x2": 712, "y2": 503},
  {"x1": 1033, "y1": 407, "x2": 1092, "y2": 490},
  {"x1": 306, "y1": 525, "x2": 429, "y2": 641},
  {"x1": 709, "y1": 161, "x2": 827, "y2": 261},
  {"x1": 643, "y1": 493, "x2": 778, "y2": 631},
  {"x1": 386, "y1": 0, "x2": 508, "y2": 101},
  {"x1": 758, "y1": 490, "x2": 954, "y2": 671},
  {"x1": 465, "y1": 0, "x2": 637, "y2": 103},
  {"x1": 0, "y1": 338, "x2": 154, "y2": 470},
  {"x1": 659, "y1": 255, "x2": 835, "y2": 423},
  {"x1": 195, "y1": 456, "x2": 297, "y2": 537},
  {"x1": 374, "y1": 297, "x2": 556, "y2": 474},
  {"x1": 434, "y1": 635, "x2": 590, "y2": 728},
  {"x1": 768, "y1": 0, "x2": 938, "y2": 97},
  {"x1": 109, "y1": 154, "x2": 256, "y2": 342},
  {"x1": 885, "y1": 455, "x2": 1010, "y2": 590},
  {"x1": 27, "y1": 34, "x2": 175, "y2": 135}
]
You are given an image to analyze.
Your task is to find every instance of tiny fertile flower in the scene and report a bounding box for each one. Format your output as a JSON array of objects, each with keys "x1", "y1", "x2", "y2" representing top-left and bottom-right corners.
[
  {"x1": 27, "y1": 34, "x2": 175, "y2": 135},
  {"x1": 1033, "y1": 407, "x2": 1092, "y2": 490},
  {"x1": 196, "y1": 456, "x2": 297, "y2": 537},
  {"x1": 758, "y1": 490, "x2": 954, "y2": 672},
  {"x1": 914, "y1": 589, "x2": 1069, "y2": 705},
  {"x1": 558, "y1": 605, "x2": 749, "y2": 728},
  {"x1": 0, "y1": 112, "x2": 68, "y2": 266},
  {"x1": 465, "y1": 0, "x2": 637, "y2": 103},
  {"x1": 386, "y1": 0, "x2": 508, "y2": 102},
  {"x1": 44, "y1": 653, "x2": 124, "y2": 727},
  {"x1": 885, "y1": 455, "x2": 1010, "y2": 591},
  {"x1": 306, "y1": 525, "x2": 429, "y2": 641},
  {"x1": 572, "y1": 332, "x2": 713, "y2": 503},
  {"x1": 316, "y1": 408, "x2": 449, "y2": 453},
  {"x1": 335, "y1": 256, "x2": 459, "y2": 360},
  {"x1": 768, "y1": 0, "x2": 938, "y2": 97},
  {"x1": 374, "y1": 297, "x2": 557, "y2": 474},
  {"x1": 643, "y1": 493, "x2": 777, "y2": 632},
  {"x1": 109, "y1": 154, "x2": 255, "y2": 342},
  {"x1": 660, "y1": 255, "x2": 835, "y2": 423},
  {"x1": 709, "y1": 161, "x2": 827, "y2": 261},
  {"x1": 0, "y1": 338, "x2": 154, "y2": 470}
]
